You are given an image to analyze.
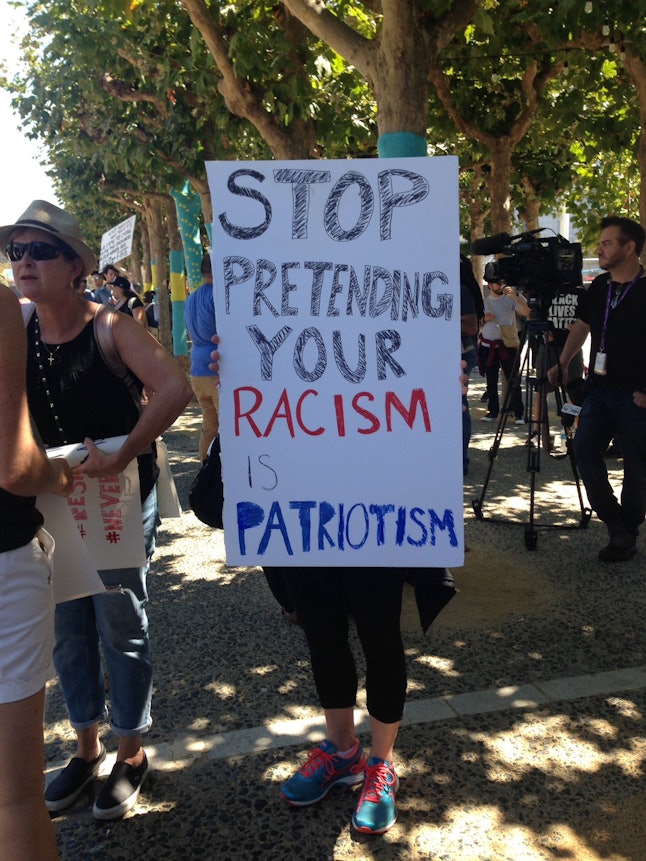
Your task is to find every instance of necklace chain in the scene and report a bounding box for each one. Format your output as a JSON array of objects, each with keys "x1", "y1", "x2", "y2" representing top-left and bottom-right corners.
[
  {"x1": 33, "y1": 314, "x2": 69, "y2": 445},
  {"x1": 42, "y1": 342, "x2": 62, "y2": 366}
]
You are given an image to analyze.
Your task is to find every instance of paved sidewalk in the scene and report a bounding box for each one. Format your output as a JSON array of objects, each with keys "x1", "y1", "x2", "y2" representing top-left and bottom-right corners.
[{"x1": 45, "y1": 388, "x2": 646, "y2": 861}]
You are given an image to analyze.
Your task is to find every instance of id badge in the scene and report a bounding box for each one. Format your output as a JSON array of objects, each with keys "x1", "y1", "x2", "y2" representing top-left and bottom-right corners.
[{"x1": 594, "y1": 351, "x2": 607, "y2": 375}]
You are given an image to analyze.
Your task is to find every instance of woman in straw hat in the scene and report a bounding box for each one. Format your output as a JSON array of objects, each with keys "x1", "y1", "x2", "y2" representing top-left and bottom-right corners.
[
  {"x1": 1, "y1": 201, "x2": 192, "y2": 822},
  {"x1": 0, "y1": 280, "x2": 72, "y2": 860}
]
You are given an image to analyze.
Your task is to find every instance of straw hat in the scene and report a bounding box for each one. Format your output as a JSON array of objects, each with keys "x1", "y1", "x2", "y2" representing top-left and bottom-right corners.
[{"x1": 0, "y1": 200, "x2": 97, "y2": 275}]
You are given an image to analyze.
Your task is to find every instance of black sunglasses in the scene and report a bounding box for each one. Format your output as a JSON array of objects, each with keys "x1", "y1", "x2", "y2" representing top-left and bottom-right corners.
[{"x1": 5, "y1": 240, "x2": 65, "y2": 262}]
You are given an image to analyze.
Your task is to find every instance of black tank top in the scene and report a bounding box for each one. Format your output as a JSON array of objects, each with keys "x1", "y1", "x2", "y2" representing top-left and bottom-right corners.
[{"x1": 26, "y1": 315, "x2": 157, "y2": 500}]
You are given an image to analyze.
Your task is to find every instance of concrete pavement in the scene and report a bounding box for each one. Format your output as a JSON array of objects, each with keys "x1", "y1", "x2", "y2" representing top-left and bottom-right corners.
[{"x1": 45, "y1": 385, "x2": 646, "y2": 861}]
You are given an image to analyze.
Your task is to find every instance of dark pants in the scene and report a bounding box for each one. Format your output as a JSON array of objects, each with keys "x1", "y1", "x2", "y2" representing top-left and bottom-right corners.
[
  {"x1": 573, "y1": 387, "x2": 646, "y2": 531},
  {"x1": 479, "y1": 341, "x2": 524, "y2": 419},
  {"x1": 273, "y1": 567, "x2": 407, "y2": 725},
  {"x1": 462, "y1": 350, "x2": 477, "y2": 472}
]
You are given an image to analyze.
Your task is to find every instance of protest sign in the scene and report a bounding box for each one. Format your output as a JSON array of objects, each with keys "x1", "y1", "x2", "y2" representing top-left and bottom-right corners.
[
  {"x1": 40, "y1": 436, "x2": 146, "y2": 570},
  {"x1": 34, "y1": 496, "x2": 105, "y2": 603},
  {"x1": 206, "y1": 156, "x2": 463, "y2": 567},
  {"x1": 99, "y1": 215, "x2": 136, "y2": 270}
]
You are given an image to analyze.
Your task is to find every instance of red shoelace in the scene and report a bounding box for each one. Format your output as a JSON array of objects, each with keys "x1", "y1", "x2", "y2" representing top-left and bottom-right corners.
[{"x1": 359, "y1": 761, "x2": 396, "y2": 803}]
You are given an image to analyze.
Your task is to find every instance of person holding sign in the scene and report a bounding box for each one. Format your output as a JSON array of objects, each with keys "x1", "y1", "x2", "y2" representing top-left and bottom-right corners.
[
  {"x1": 0, "y1": 283, "x2": 73, "y2": 861},
  {"x1": 209, "y1": 342, "x2": 460, "y2": 836},
  {"x1": 1, "y1": 201, "x2": 192, "y2": 822},
  {"x1": 206, "y1": 154, "x2": 468, "y2": 835},
  {"x1": 275, "y1": 564, "x2": 407, "y2": 834}
]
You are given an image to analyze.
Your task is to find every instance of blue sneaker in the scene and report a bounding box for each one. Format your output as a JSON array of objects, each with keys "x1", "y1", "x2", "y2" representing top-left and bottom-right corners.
[
  {"x1": 352, "y1": 757, "x2": 399, "y2": 834},
  {"x1": 280, "y1": 739, "x2": 367, "y2": 806}
]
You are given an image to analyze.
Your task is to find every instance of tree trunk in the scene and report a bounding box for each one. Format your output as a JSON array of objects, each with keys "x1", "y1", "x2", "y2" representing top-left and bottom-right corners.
[
  {"x1": 138, "y1": 220, "x2": 153, "y2": 290},
  {"x1": 622, "y1": 48, "x2": 646, "y2": 228},
  {"x1": 488, "y1": 141, "x2": 514, "y2": 234},
  {"x1": 281, "y1": 0, "x2": 478, "y2": 141},
  {"x1": 144, "y1": 197, "x2": 172, "y2": 353},
  {"x1": 371, "y1": 6, "x2": 433, "y2": 138},
  {"x1": 519, "y1": 176, "x2": 541, "y2": 231},
  {"x1": 165, "y1": 196, "x2": 183, "y2": 255},
  {"x1": 467, "y1": 172, "x2": 489, "y2": 284},
  {"x1": 129, "y1": 241, "x2": 143, "y2": 290}
]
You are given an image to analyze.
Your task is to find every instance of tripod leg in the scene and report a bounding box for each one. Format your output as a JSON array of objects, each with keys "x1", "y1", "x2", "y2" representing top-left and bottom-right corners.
[
  {"x1": 555, "y1": 384, "x2": 592, "y2": 528},
  {"x1": 473, "y1": 327, "x2": 529, "y2": 518}
]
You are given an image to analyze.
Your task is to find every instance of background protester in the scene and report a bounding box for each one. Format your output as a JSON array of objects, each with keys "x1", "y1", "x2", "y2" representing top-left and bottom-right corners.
[
  {"x1": 460, "y1": 254, "x2": 484, "y2": 474},
  {"x1": 110, "y1": 274, "x2": 147, "y2": 326},
  {"x1": 90, "y1": 270, "x2": 112, "y2": 304},
  {"x1": 530, "y1": 290, "x2": 584, "y2": 452},
  {"x1": 478, "y1": 276, "x2": 530, "y2": 424},
  {"x1": 184, "y1": 253, "x2": 219, "y2": 461},
  {"x1": 143, "y1": 290, "x2": 159, "y2": 335}
]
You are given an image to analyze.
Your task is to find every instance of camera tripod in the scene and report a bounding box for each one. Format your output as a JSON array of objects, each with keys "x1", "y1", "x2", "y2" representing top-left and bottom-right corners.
[{"x1": 471, "y1": 319, "x2": 592, "y2": 549}]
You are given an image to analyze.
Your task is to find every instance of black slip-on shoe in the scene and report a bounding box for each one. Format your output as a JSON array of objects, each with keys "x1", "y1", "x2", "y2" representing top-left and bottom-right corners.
[
  {"x1": 92, "y1": 752, "x2": 149, "y2": 820},
  {"x1": 45, "y1": 744, "x2": 106, "y2": 813}
]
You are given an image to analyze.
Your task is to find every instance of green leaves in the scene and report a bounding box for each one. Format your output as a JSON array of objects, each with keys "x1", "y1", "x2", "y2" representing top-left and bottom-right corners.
[{"x1": 5, "y1": 0, "x2": 646, "y2": 250}]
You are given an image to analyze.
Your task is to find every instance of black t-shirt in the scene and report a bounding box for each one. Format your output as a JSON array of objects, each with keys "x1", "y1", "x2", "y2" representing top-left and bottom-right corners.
[
  {"x1": 577, "y1": 272, "x2": 646, "y2": 391},
  {"x1": 545, "y1": 288, "x2": 580, "y2": 349},
  {"x1": 117, "y1": 296, "x2": 144, "y2": 318}
]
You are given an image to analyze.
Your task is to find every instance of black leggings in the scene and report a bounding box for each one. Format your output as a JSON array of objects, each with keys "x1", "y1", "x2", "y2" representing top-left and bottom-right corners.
[{"x1": 270, "y1": 567, "x2": 407, "y2": 725}]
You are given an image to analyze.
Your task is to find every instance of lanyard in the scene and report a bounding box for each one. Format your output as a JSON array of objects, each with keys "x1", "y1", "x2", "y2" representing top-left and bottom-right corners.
[{"x1": 599, "y1": 268, "x2": 643, "y2": 352}]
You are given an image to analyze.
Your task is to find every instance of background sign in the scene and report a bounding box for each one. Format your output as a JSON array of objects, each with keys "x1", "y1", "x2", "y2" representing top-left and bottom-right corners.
[
  {"x1": 206, "y1": 156, "x2": 463, "y2": 567},
  {"x1": 99, "y1": 214, "x2": 136, "y2": 270}
]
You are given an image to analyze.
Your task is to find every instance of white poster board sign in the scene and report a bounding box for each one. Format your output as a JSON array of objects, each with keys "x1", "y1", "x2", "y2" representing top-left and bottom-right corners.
[
  {"x1": 207, "y1": 156, "x2": 463, "y2": 568},
  {"x1": 99, "y1": 215, "x2": 136, "y2": 270},
  {"x1": 39, "y1": 436, "x2": 146, "y2": 570},
  {"x1": 35, "y1": 496, "x2": 105, "y2": 603}
]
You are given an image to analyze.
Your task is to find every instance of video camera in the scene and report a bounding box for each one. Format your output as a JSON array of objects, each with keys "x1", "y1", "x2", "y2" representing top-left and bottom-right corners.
[{"x1": 471, "y1": 228, "x2": 583, "y2": 317}]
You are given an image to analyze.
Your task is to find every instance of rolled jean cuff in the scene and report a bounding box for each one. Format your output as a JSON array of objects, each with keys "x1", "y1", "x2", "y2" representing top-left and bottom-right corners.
[
  {"x1": 110, "y1": 717, "x2": 152, "y2": 738},
  {"x1": 69, "y1": 706, "x2": 108, "y2": 732}
]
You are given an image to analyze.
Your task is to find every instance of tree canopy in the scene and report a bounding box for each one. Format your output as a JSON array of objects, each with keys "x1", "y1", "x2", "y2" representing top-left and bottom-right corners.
[{"x1": 4, "y1": 0, "x2": 646, "y2": 258}]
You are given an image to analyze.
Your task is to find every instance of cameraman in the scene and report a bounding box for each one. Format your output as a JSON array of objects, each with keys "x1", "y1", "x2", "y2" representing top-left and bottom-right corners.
[
  {"x1": 547, "y1": 215, "x2": 646, "y2": 562},
  {"x1": 478, "y1": 276, "x2": 530, "y2": 423}
]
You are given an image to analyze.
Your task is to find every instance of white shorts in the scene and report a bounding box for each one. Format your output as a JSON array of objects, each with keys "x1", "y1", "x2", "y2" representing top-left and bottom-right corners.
[{"x1": 0, "y1": 529, "x2": 55, "y2": 704}]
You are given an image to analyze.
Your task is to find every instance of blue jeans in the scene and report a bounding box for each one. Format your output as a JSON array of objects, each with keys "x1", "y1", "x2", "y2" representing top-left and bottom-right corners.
[
  {"x1": 462, "y1": 350, "x2": 477, "y2": 473},
  {"x1": 573, "y1": 388, "x2": 646, "y2": 532},
  {"x1": 53, "y1": 488, "x2": 159, "y2": 737}
]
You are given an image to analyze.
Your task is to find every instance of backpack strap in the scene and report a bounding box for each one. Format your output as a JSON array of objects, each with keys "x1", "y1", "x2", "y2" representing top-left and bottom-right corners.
[{"x1": 93, "y1": 305, "x2": 143, "y2": 413}]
